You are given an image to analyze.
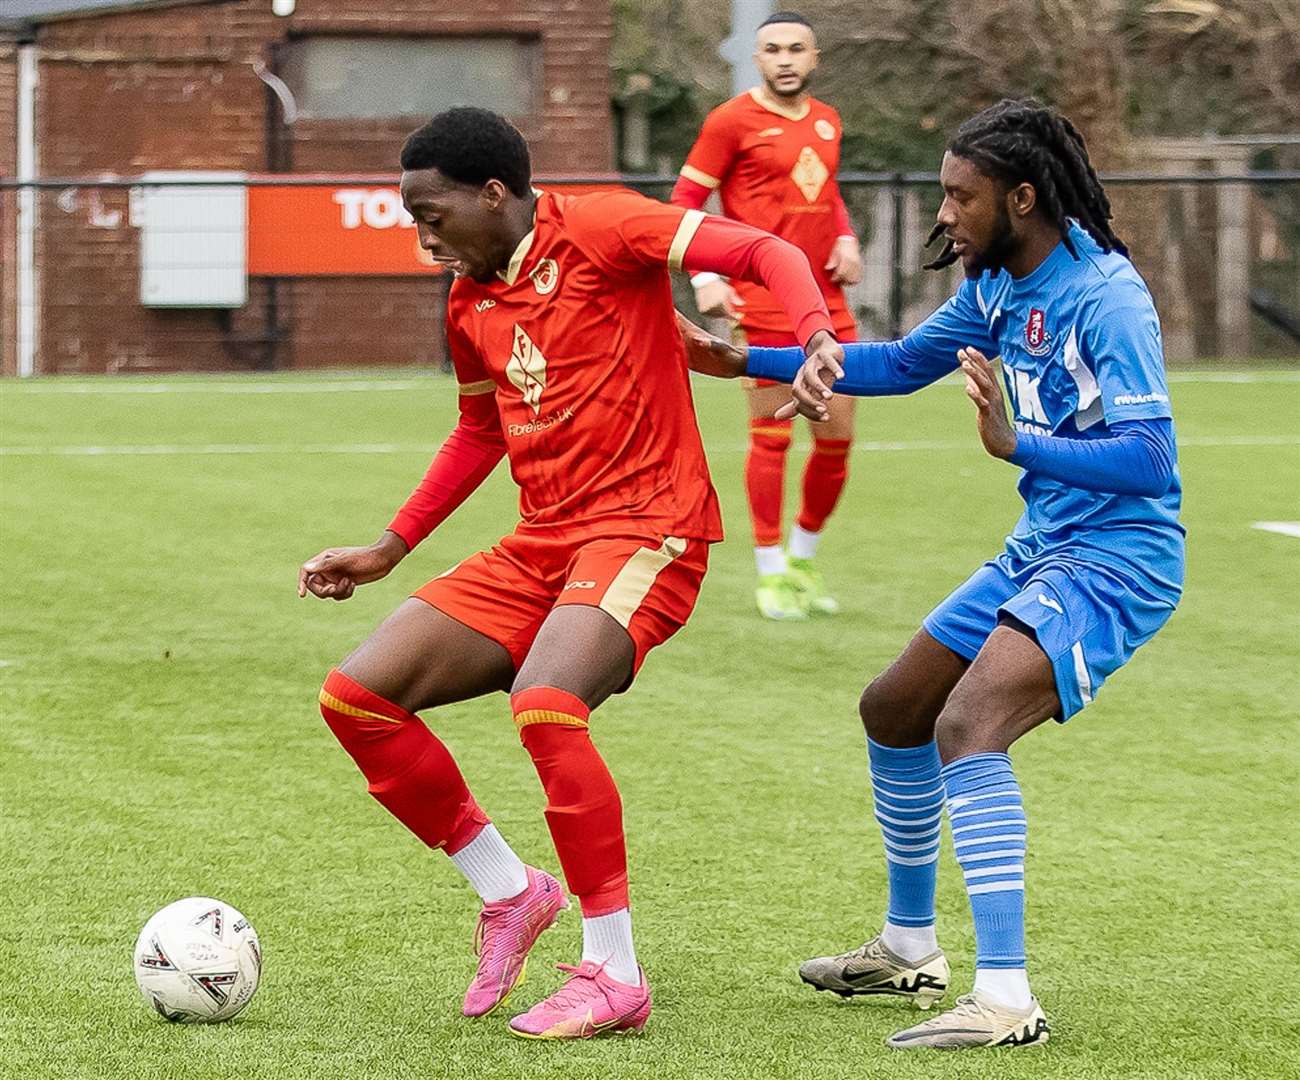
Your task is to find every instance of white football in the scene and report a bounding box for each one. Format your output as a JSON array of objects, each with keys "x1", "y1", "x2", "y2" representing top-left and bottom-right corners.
[{"x1": 133, "y1": 896, "x2": 262, "y2": 1023}]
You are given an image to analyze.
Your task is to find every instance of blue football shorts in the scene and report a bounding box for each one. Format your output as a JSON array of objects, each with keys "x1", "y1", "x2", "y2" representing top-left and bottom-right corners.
[{"x1": 922, "y1": 552, "x2": 1178, "y2": 720}]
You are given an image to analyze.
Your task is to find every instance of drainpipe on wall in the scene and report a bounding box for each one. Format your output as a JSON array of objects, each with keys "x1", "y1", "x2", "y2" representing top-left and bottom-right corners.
[
  {"x1": 16, "y1": 42, "x2": 38, "y2": 377},
  {"x1": 253, "y1": 51, "x2": 296, "y2": 370}
]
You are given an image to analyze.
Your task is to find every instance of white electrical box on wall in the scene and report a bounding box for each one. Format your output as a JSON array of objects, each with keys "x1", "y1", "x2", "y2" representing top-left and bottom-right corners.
[{"x1": 136, "y1": 171, "x2": 247, "y2": 308}]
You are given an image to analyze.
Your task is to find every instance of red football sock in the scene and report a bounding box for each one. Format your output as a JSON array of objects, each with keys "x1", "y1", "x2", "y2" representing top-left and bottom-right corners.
[
  {"x1": 513, "y1": 687, "x2": 628, "y2": 917},
  {"x1": 796, "y1": 437, "x2": 852, "y2": 534},
  {"x1": 746, "y1": 417, "x2": 793, "y2": 549},
  {"x1": 319, "y1": 669, "x2": 488, "y2": 855}
]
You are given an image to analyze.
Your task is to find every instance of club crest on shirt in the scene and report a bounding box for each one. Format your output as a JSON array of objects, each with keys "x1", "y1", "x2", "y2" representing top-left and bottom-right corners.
[
  {"x1": 814, "y1": 118, "x2": 836, "y2": 141},
  {"x1": 1025, "y1": 308, "x2": 1052, "y2": 356},
  {"x1": 507, "y1": 324, "x2": 547, "y2": 414},
  {"x1": 530, "y1": 258, "x2": 559, "y2": 296},
  {"x1": 790, "y1": 146, "x2": 830, "y2": 202}
]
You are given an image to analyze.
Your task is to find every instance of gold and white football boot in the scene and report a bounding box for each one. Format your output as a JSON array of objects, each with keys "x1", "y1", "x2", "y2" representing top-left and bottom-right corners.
[
  {"x1": 885, "y1": 990, "x2": 1049, "y2": 1049},
  {"x1": 798, "y1": 933, "x2": 949, "y2": 1009}
]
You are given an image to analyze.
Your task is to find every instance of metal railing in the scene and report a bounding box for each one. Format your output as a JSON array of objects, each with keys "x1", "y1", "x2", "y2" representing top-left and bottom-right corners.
[{"x1": 2, "y1": 171, "x2": 1298, "y2": 375}]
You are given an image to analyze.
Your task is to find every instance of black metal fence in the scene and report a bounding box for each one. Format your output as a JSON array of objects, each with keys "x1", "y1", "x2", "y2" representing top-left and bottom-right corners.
[{"x1": 2, "y1": 171, "x2": 1298, "y2": 376}]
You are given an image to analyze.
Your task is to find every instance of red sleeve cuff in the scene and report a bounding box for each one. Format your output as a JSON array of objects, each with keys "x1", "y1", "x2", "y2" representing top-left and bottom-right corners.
[{"x1": 832, "y1": 194, "x2": 854, "y2": 238}]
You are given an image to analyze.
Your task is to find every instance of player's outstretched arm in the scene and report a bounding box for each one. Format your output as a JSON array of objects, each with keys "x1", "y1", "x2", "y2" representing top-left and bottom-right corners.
[
  {"x1": 755, "y1": 336, "x2": 965, "y2": 421},
  {"x1": 680, "y1": 215, "x2": 836, "y2": 351},
  {"x1": 675, "y1": 310, "x2": 746, "y2": 378},
  {"x1": 299, "y1": 532, "x2": 409, "y2": 602},
  {"x1": 750, "y1": 281, "x2": 998, "y2": 420}
]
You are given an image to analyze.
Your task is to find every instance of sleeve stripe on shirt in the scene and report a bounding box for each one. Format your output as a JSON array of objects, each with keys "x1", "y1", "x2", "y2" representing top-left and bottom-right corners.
[
  {"x1": 668, "y1": 209, "x2": 706, "y2": 272},
  {"x1": 1061, "y1": 327, "x2": 1105, "y2": 430},
  {"x1": 679, "y1": 164, "x2": 721, "y2": 190},
  {"x1": 458, "y1": 379, "x2": 496, "y2": 396}
]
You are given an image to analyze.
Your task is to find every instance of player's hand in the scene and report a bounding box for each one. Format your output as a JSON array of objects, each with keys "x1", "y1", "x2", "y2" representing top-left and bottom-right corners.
[
  {"x1": 960, "y1": 347, "x2": 1018, "y2": 460},
  {"x1": 775, "y1": 329, "x2": 845, "y2": 422},
  {"x1": 693, "y1": 277, "x2": 745, "y2": 321},
  {"x1": 298, "y1": 531, "x2": 409, "y2": 601},
  {"x1": 825, "y1": 236, "x2": 863, "y2": 286},
  {"x1": 675, "y1": 310, "x2": 746, "y2": 379}
]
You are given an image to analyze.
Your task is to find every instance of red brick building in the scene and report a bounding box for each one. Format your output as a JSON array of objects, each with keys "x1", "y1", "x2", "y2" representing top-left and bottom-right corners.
[{"x1": 0, "y1": 0, "x2": 614, "y2": 375}]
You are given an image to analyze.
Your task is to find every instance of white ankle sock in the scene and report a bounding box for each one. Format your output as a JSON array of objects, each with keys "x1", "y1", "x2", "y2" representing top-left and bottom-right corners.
[
  {"x1": 880, "y1": 920, "x2": 939, "y2": 962},
  {"x1": 788, "y1": 523, "x2": 821, "y2": 560},
  {"x1": 755, "y1": 545, "x2": 787, "y2": 577},
  {"x1": 974, "y1": 967, "x2": 1033, "y2": 1010},
  {"x1": 581, "y1": 908, "x2": 639, "y2": 986},
  {"x1": 448, "y1": 825, "x2": 528, "y2": 903}
]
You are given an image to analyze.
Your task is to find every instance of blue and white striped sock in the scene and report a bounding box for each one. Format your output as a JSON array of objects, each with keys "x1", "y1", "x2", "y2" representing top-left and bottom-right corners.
[
  {"x1": 868, "y1": 737, "x2": 944, "y2": 956},
  {"x1": 942, "y1": 752, "x2": 1030, "y2": 1003}
]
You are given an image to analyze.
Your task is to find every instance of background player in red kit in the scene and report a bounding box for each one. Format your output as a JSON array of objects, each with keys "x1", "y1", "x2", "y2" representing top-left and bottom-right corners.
[
  {"x1": 298, "y1": 107, "x2": 841, "y2": 1040},
  {"x1": 672, "y1": 10, "x2": 862, "y2": 621}
]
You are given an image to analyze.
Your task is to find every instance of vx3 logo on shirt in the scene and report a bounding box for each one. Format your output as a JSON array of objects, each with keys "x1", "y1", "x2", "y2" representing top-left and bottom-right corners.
[
  {"x1": 507, "y1": 324, "x2": 547, "y2": 414},
  {"x1": 475, "y1": 299, "x2": 496, "y2": 312}
]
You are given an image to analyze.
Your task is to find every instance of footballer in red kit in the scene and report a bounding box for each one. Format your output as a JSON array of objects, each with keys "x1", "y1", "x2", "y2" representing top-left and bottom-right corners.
[
  {"x1": 299, "y1": 106, "x2": 840, "y2": 1040},
  {"x1": 672, "y1": 10, "x2": 862, "y2": 621}
]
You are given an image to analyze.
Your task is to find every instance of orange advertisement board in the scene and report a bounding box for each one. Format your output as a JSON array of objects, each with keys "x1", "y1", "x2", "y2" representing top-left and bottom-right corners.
[
  {"x1": 246, "y1": 181, "x2": 627, "y2": 276},
  {"x1": 247, "y1": 185, "x2": 435, "y2": 276}
]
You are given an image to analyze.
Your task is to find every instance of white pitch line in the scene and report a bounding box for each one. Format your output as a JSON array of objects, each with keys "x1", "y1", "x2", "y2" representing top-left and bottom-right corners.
[
  {"x1": 1252, "y1": 521, "x2": 1300, "y2": 539},
  {"x1": 2, "y1": 434, "x2": 1298, "y2": 457},
  {"x1": 0, "y1": 379, "x2": 435, "y2": 396},
  {"x1": 0, "y1": 442, "x2": 423, "y2": 456},
  {"x1": 1179, "y1": 434, "x2": 1300, "y2": 446},
  {"x1": 1166, "y1": 371, "x2": 1300, "y2": 384}
]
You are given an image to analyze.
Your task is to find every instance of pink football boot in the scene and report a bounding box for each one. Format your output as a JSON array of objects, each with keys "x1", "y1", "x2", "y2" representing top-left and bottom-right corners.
[
  {"x1": 462, "y1": 866, "x2": 568, "y2": 1018},
  {"x1": 508, "y1": 961, "x2": 651, "y2": 1039}
]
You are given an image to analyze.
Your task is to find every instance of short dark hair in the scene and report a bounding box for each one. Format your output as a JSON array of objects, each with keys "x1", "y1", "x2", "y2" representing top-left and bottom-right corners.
[
  {"x1": 759, "y1": 10, "x2": 813, "y2": 30},
  {"x1": 400, "y1": 107, "x2": 532, "y2": 197}
]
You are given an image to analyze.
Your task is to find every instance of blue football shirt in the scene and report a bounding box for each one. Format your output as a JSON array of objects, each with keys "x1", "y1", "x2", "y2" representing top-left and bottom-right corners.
[{"x1": 748, "y1": 221, "x2": 1185, "y2": 601}]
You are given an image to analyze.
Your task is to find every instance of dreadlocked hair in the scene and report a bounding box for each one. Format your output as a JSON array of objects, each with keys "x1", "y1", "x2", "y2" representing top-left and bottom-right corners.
[{"x1": 924, "y1": 98, "x2": 1127, "y2": 271}]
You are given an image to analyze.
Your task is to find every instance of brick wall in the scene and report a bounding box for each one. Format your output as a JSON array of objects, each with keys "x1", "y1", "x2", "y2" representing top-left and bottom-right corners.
[{"x1": 15, "y1": 0, "x2": 613, "y2": 374}]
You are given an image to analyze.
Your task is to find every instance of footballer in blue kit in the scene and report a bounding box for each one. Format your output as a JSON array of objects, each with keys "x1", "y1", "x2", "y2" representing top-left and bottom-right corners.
[
  {"x1": 742, "y1": 98, "x2": 1185, "y2": 1049},
  {"x1": 879, "y1": 219, "x2": 1184, "y2": 721}
]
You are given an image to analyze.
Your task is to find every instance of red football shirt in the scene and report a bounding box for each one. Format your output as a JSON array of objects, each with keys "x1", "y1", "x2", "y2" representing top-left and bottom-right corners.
[
  {"x1": 678, "y1": 89, "x2": 857, "y2": 338},
  {"x1": 439, "y1": 189, "x2": 728, "y2": 542},
  {"x1": 386, "y1": 189, "x2": 835, "y2": 552}
]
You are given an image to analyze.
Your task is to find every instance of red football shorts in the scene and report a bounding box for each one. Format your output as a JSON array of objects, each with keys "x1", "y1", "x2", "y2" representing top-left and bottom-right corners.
[{"x1": 412, "y1": 531, "x2": 711, "y2": 681}]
